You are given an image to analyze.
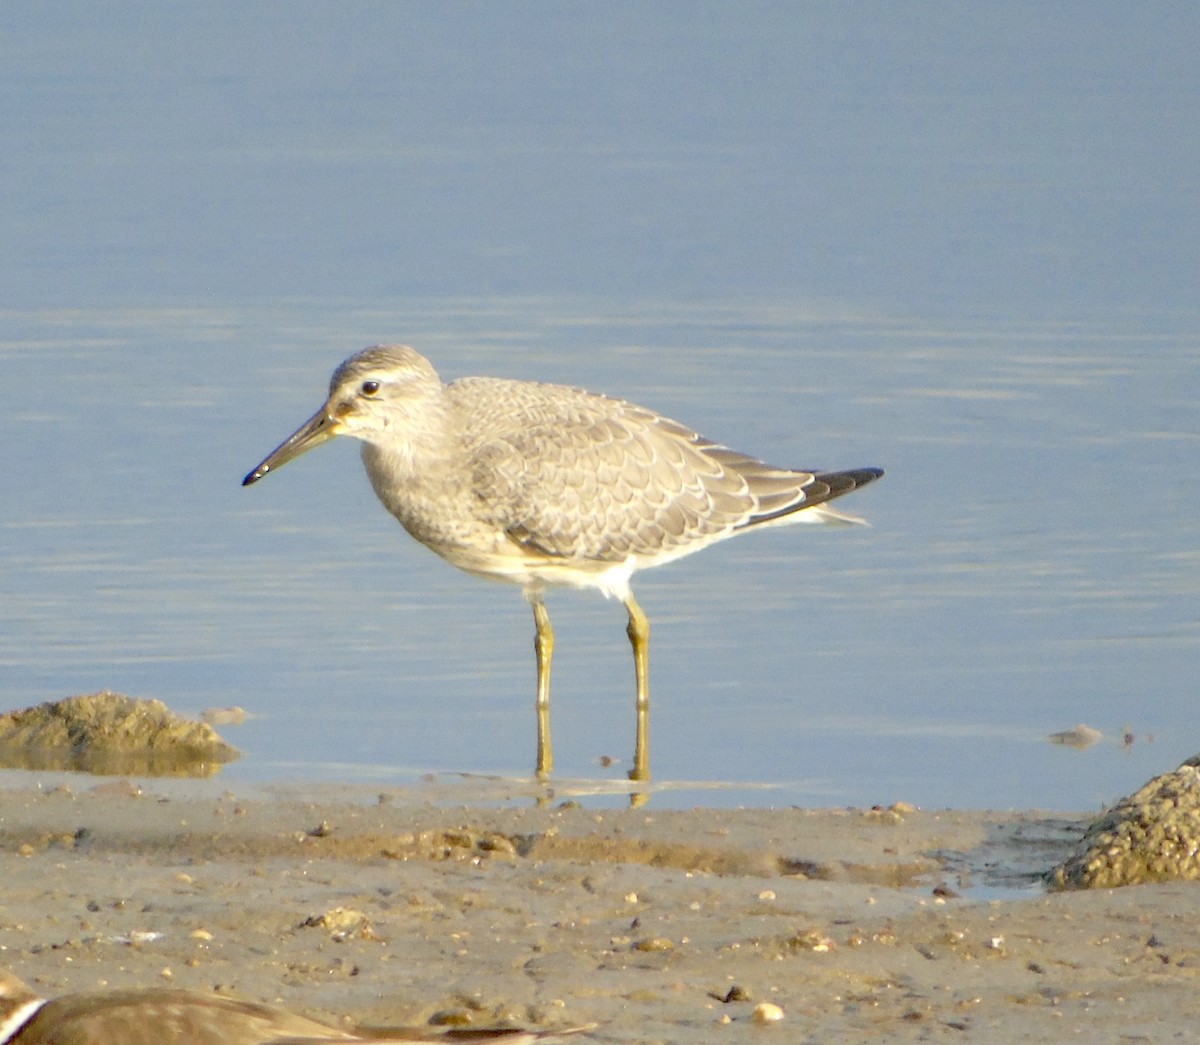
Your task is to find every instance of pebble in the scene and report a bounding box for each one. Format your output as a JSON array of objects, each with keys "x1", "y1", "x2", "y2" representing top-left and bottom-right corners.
[
  {"x1": 751, "y1": 1002, "x2": 785, "y2": 1024},
  {"x1": 632, "y1": 937, "x2": 674, "y2": 952}
]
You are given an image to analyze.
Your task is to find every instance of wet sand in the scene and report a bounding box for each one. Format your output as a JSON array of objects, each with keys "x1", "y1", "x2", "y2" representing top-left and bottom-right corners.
[{"x1": 2, "y1": 777, "x2": 1198, "y2": 1043}]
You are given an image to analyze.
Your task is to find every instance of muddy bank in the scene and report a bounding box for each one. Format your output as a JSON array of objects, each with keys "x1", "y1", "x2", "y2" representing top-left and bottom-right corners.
[{"x1": 1, "y1": 780, "x2": 1198, "y2": 1043}]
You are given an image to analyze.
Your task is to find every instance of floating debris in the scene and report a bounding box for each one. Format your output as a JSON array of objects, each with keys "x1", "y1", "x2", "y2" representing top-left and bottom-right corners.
[
  {"x1": 1047, "y1": 723, "x2": 1102, "y2": 750},
  {"x1": 200, "y1": 706, "x2": 248, "y2": 726}
]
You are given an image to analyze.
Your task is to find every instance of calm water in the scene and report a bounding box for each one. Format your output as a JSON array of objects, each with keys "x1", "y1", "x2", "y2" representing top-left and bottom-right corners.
[{"x1": 2, "y1": 5, "x2": 1197, "y2": 810}]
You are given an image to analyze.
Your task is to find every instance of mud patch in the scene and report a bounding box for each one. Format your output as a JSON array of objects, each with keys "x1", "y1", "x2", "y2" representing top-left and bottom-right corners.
[{"x1": 4, "y1": 780, "x2": 1198, "y2": 1043}]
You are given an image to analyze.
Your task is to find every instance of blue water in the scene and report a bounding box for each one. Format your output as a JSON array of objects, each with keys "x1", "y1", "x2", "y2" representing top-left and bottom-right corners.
[{"x1": 2, "y1": 4, "x2": 1197, "y2": 810}]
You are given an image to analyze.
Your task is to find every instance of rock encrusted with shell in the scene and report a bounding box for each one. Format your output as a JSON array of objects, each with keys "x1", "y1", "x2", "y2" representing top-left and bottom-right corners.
[{"x1": 1049, "y1": 756, "x2": 1200, "y2": 889}]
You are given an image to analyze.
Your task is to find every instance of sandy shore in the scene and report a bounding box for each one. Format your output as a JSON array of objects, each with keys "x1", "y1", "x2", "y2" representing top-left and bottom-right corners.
[{"x1": 1, "y1": 776, "x2": 1198, "y2": 1043}]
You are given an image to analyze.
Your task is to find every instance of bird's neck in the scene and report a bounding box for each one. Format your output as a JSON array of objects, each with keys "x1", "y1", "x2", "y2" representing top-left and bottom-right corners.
[{"x1": 359, "y1": 410, "x2": 474, "y2": 539}]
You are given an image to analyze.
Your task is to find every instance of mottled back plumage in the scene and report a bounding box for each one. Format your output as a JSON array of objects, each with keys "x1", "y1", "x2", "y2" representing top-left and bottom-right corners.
[{"x1": 453, "y1": 374, "x2": 873, "y2": 567}]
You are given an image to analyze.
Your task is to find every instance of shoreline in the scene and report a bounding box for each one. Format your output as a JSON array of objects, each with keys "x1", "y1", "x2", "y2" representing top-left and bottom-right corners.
[{"x1": 1, "y1": 777, "x2": 1196, "y2": 1042}]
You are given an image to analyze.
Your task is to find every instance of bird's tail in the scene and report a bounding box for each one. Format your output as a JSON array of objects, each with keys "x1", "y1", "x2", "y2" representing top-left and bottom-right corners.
[{"x1": 742, "y1": 466, "x2": 884, "y2": 528}]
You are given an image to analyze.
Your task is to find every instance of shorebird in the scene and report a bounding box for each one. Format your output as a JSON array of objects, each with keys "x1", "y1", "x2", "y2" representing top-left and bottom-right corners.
[
  {"x1": 0, "y1": 970, "x2": 592, "y2": 1045},
  {"x1": 243, "y1": 345, "x2": 881, "y2": 781}
]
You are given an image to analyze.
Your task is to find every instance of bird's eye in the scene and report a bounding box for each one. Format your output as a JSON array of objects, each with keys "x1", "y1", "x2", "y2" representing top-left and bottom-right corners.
[{"x1": 360, "y1": 380, "x2": 381, "y2": 396}]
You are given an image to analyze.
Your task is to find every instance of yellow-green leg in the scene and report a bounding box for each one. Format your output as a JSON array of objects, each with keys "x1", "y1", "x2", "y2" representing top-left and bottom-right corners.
[
  {"x1": 532, "y1": 597, "x2": 554, "y2": 779},
  {"x1": 625, "y1": 592, "x2": 651, "y2": 782}
]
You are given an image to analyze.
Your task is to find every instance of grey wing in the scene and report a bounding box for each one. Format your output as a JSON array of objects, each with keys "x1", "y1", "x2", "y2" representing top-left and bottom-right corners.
[{"x1": 461, "y1": 382, "x2": 827, "y2": 562}]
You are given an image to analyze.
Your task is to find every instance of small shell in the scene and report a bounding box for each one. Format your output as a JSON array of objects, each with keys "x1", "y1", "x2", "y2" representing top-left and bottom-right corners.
[{"x1": 751, "y1": 1002, "x2": 784, "y2": 1024}]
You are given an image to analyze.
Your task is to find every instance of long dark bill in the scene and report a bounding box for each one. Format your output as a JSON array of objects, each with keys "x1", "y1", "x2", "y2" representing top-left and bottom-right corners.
[{"x1": 242, "y1": 408, "x2": 338, "y2": 486}]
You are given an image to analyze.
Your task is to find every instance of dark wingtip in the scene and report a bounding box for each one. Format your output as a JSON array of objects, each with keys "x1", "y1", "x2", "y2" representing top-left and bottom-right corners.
[
  {"x1": 241, "y1": 466, "x2": 267, "y2": 486},
  {"x1": 742, "y1": 465, "x2": 882, "y2": 527},
  {"x1": 847, "y1": 467, "x2": 884, "y2": 485},
  {"x1": 816, "y1": 467, "x2": 883, "y2": 496}
]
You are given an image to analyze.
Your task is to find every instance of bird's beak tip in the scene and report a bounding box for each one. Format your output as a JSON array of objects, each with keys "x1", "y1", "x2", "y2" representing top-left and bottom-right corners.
[{"x1": 242, "y1": 409, "x2": 339, "y2": 489}]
